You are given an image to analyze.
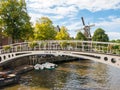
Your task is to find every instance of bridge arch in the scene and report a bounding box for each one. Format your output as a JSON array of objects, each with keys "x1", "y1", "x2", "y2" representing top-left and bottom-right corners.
[
  {"x1": 0, "y1": 50, "x2": 120, "y2": 68},
  {"x1": 0, "y1": 40, "x2": 120, "y2": 68}
]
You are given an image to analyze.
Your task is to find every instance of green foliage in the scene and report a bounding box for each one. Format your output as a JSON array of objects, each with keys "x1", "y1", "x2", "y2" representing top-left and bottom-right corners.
[
  {"x1": 0, "y1": 0, "x2": 33, "y2": 42},
  {"x1": 75, "y1": 31, "x2": 87, "y2": 40},
  {"x1": 60, "y1": 42, "x2": 68, "y2": 48},
  {"x1": 70, "y1": 43, "x2": 76, "y2": 48},
  {"x1": 3, "y1": 45, "x2": 11, "y2": 51},
  {"x1": 17, "y1": 45, "x2": 21, "y2": 50},
  {"x1": 103, "y1": 47, "x2": 107, "y2": 53},
  {"x1": 40, "y1": 42, "x2": 45, "y2": 48},
  {"x1": 112, "y1": 45, "x2": 120, "y2": 50},
  {"x1": 92, "y1": 28, "x2": 109, "y2": 42},
  {"x1": 38, "y1": 17, "x2": 53, "y2": 24},
  {"x1": 110, "y1": 39, "x2": 120, "y2": 43},
  {"x1": 116, "y1": 39, "x2": 120, "y2": 43},
  {"x1": 29, "y1": 42, "x2": 38, "y2": 48},
  {"x1": 34, "y1": 17, "x2": 57, "y2": 40},
  {"x1": 55, "y1": 26, "x2": 70, "y2": 40}
]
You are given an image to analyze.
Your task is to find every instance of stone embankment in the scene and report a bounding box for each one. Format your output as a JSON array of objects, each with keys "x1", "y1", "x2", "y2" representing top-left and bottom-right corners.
[{"x1": 0, "y1": 55, "x2": 79, "y2": 71}]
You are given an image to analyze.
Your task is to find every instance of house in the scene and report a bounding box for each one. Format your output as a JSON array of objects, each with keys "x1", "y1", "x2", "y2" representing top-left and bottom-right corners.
[{"x1": 0, "y1": 35, "x2": 12, "y2": 47}]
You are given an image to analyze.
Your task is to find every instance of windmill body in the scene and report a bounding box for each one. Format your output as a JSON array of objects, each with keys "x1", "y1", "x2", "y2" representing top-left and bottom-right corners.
[
  {"x1": 77, "y1": 17, "x2": 95, "y2": 40},
  {"x1": 83, "y1": 25, "x2": 91, "y2": 38}
]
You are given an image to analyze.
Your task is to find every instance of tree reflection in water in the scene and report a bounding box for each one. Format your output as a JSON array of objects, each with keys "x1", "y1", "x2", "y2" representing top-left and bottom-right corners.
[{"x1": 3, "y1": 59, "x2": 120, "y2": 90}]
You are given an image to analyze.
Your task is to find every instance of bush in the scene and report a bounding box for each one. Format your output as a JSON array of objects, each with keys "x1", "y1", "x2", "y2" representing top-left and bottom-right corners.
[
  {"x1": 3, "y1": 45, "x2": 11, "y2": 51},
  {"x1": 60, "y1": 42, "x2": 68, "y2": 48},
  {"x1": 29, "y1": 42, "x2": 38, "y2": 48}
]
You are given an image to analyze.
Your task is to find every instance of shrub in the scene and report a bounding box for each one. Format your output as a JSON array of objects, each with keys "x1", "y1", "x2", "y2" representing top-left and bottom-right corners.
[
  {"x1": 3, "y1": 45, "x2": 11, "y2": 51},
  {"x1": 29, "y1": 42, "x2": 38, "y2": 48}
]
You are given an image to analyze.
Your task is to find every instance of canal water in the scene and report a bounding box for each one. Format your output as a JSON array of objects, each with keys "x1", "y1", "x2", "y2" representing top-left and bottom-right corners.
[{"x1": 2, "y1": 59, "x2": 120, "y2": 90}]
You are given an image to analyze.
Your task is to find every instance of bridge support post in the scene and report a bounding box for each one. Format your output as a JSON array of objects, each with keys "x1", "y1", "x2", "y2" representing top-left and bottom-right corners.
[{"x1": 82, "y1": 42, "x2": 84, "y2": 51}]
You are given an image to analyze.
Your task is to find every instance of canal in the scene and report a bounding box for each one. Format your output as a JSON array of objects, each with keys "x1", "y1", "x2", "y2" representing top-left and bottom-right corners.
[{"x1": 2, "y1": 59, "x2": 120, "y2": 90}]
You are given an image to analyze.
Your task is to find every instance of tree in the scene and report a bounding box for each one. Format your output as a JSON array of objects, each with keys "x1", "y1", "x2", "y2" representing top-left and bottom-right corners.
[
  {"x1": 55, "y1": 26, "x2": 70, "y2": 40},
  {"x1": 92, "y1": 28, "x2": 109, "y2": 42},
  {"x1": 0, "y1": 0, "x2": 33, "y2": 43},
  {"x1": 75, "y1": 31, "x2": 87, "y2": 40},
  {"x1": 34, "y1": 17, "x2": 57, "y2": 40},
  {"x1": 110, "y1": 39, "x2": 120, "y2": 43}
]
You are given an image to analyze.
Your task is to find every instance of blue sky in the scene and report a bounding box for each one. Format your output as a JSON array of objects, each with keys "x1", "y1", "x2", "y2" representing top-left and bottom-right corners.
[{"x1": 26, "y1": 0, "x2": 120, "y2": 40}]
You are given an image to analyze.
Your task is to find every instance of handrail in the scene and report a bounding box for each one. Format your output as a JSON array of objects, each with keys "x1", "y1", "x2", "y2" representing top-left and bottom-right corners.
[{"x1": 0, "y1": 40, "x2": 120, "y2": 55}]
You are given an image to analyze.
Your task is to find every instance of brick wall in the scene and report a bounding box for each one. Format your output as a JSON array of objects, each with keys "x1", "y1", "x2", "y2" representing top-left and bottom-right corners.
[{"x1": 2, "y1": 36, "x2": 12, "y2": 46}]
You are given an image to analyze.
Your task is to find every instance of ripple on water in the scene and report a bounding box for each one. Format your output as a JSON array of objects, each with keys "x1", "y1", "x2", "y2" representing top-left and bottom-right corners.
[{"x1": 2, "y1": 60, "x2": 120, "y2": 90}]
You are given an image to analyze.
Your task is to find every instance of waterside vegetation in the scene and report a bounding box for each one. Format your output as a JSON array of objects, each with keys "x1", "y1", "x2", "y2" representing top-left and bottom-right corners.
[{"x1": 0, "y1": 0, "x2": 119, "y2": 48}]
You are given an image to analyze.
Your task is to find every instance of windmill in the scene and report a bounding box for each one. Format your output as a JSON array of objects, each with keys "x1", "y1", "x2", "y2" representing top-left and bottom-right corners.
[{"x1": 76, "y1": 17, "x2": 95, "y2": 40}]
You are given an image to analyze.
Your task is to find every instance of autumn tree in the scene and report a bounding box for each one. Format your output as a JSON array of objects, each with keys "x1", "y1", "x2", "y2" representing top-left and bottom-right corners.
[
  {"x1": 34, "y1": 17, "x2": 57, "y2": 40},
  {"x1": 55, "y1": 26, "x2": 70, "y2": 40},
  {"x1": 75, "y1": 31, "x2": 87, "y2": 40},
  {"x1": 0, "y1": 0, "x2": 33, "y2": 43},
  {"x1": 92, "y1": 28, "x2": 109, "y2": 42}
]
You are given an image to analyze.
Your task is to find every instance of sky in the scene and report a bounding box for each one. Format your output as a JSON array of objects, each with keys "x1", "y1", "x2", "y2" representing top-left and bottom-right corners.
[{"x1": 26, "y1": 0, "x2": 120, "y2": 40}]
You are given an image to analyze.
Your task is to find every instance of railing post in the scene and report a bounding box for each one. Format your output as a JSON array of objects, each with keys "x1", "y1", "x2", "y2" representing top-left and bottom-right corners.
[
  {"x1": 20, "y1": 44, "x2": 22, "y2": 52},
  {"x1": 90, "y1": 41, "x2": 93, "y2": 52},
  {"x1": 38, "y1": 42, "x2": 40, "y2": 50},
  {"x1": 82, "y1": 42, "x2": 84, "y2": 51},
  {"x1": 55, "y1": 42, "x2": 57, "y2": 50},
  {"x1": 75, "y1": 41, "x2": 77, "y2": 51},
  {"x1": 49, "y1": 41, "x2": 51, "y2": 50}
]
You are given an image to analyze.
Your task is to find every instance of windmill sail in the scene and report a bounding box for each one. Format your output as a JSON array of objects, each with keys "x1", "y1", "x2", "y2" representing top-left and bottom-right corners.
[{"x1": 81, "y1": 17, "x2": 95, "y2": 39}]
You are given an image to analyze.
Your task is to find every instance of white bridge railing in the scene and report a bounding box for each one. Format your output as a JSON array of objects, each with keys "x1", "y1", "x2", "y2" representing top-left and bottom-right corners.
[{"x1": 0, "y1": 40, "x2": 120, "y2": 55}]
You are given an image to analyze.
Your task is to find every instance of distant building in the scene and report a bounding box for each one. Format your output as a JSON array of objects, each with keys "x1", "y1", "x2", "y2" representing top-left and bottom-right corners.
[
  {"x1": 2, "y1": 36, "x2": 12, "y2": 45},
  {"x1": 0, "y1": 35, "x2": 12, "y2": 46}
]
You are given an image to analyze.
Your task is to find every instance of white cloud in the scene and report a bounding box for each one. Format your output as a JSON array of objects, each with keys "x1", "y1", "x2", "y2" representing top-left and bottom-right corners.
[
  {"x1": 26, "y1": 0, "x2": 120, "y2": 40},
  {"x1": 67, "y1": 22, "x2": 82, "y2": 30},
  {"x1": 107, "y1": 32, "x2": 120, "y2": 40},
  {"x1": 65, "y1": 16, "x2": 120, "y2": 40},
  {"x1": 26, "y1": 0, "x2": 120, "y2": 21},
  {"x1": 28, "y1": 5, "x2": 78, "y2": 17},
  {"x1": 28, "y1": 13, "x2": 43, "y2": 24},
  {"x1": 67, "y1": 0, "x2": 120, "y2": 12},
  {"x1": 93, "y1": 17, "x2": 120, "y2": 40},
  {"x1": 95, "y1": 17, "x2": 120, "y2": 32},
  {"x1": 27, "y1": 0, "x2": 120, "y2": 12},
  {"x1": 26, "y1": 0, "x2": 120, "y2": 23},
  {"x1": 55, "y1": 5, "x2": 78, "y2": 16},
  {"x1": 50, "y1": 15, "x2": 64, "y2": 20}
]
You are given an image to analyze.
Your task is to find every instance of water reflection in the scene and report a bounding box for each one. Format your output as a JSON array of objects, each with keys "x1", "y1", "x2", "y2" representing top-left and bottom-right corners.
[{"x1": 3, "y1": 59, "x2": 120, "y2": 90}]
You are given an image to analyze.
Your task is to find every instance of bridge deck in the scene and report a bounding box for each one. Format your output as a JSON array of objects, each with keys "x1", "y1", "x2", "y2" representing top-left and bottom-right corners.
[{"x1": 0, "y1": 40, "x2": 120, "y2": 68}]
